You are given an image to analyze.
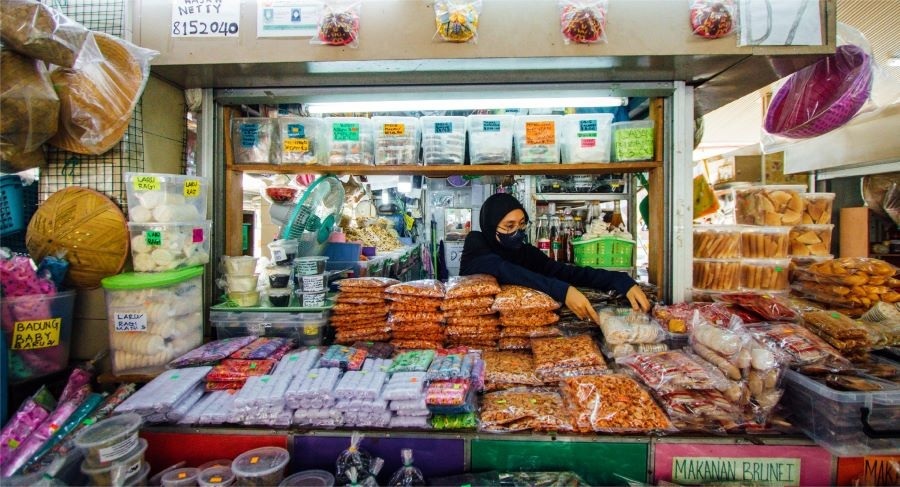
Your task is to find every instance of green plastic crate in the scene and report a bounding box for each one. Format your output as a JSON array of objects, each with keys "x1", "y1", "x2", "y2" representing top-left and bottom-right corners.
[{"x1": 573, "y1": 236, "x2": 634, "y2": 268}]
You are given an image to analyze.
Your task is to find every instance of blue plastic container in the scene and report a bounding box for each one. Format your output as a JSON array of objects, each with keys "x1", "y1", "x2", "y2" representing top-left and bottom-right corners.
[{"x1": 0, "y1": 175, "x2": 26, "y2": 236}]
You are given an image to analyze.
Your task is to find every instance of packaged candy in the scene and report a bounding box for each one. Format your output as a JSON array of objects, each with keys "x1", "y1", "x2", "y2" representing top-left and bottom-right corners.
[
  {"x1": 318, "y1": 345, "x2": 360, "y2": 369},
  {"x1": 690, "y1": 0, "x2": 736, "y2": 39},
  {"x1": 425, "y1": 349, "x2": 473, "y2": 381},
  {"x1": 272, "y1": 348, "x2": 321, "y2": 377},
  {"x1": 444, "y1": 274, "x2": 500, "y2": 298},
  {"x1": 116, "y1": 367, "x2": 211, "y2": 415},
  {"x1": 388, "y1": 449, "x2": 426, "y2": 486},
  {"x1": 312, "y1": 1, "x2": 361, "y2": 48},
  {"x1": 0, "y1": 386, "x2": 55, "y2": 471},
  {"x1": 558, "y1": 0, "x2": 608, "y2": 45},
  {"x1": 561, "y1": 374, "x2": 672, "y2": 433},
  {"x1": 482, "y1": 351, "x2": 543, "y2": 386},
  {"x1": 382, "y1": 372, "x2": 427, "y2": 401},
  {"x1": 168, "y1": 336, "x2": 257, "y2": 368},
  {"x1": 388, "y1": 350, "x2": 436, "y2": 374},
  {"x1": 433, "y1": 0, "x2": 481, "y2": 43},
  {"x1": 430, "y1": 412, "x2": 478, "y2": 430},
  {"x1": 285, "y1": 367, "x2": 342, "y2": 409},
  {"x1": 206, "y1": 359, "x2": 276, "y2": 383},
  {"x1": 231, "y1": 337, "x2": 295, "y2": 360}
]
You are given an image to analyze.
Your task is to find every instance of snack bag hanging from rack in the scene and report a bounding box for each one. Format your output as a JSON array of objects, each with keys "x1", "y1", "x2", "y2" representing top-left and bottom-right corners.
[
  {"x1": 689, "y1": 0, "x2": 736, "y2": 39},
  {"x1": 558, "y1": 0, "x2": 608, "y2": 45},
  {"x1": 433, "y1": 0, "x2": 482, "y2": 43},
  {"x1": 311, "y1": 1, "x2": 361, "y2": 48}
]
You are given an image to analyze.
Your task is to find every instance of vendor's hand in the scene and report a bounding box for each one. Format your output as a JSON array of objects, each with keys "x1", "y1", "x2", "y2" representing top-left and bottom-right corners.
[
  {"x1": 565, "y1": 287, "x2": 600, "y2": 324},
  {"x1": 626, "y1": 285, "x2": 651, "y2": 312}
]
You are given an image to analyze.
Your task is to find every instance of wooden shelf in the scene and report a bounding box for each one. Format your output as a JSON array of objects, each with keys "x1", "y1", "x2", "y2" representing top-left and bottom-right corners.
[{"x1": 231, "y1": 161, "x2": 661, "y2": 177}]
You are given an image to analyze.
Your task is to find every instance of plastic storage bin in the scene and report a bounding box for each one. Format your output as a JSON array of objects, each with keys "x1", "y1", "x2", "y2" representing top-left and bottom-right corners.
[
  {"x1": 1, "y1": 290, "x2": 76, "y2": 382},
  {"x1": 789, "y1": 224, "x2": 834, "y2": 257},
  {"x1": 276, "y1": 117, "x2": 320, "y2": 164},
  {"x1": 102, "y1": 267, "x2": 204, "y2": 374},
  {"x1": 781, "y1": 369, "x2": 900, "y2": 456},
  {"x1": 692, "y1": 259, "x2": 740, "y2": 290},
  {"x1": 740, "y1": 226, "x2": 791, "y2": 258},
  {"x1": 75, "y1": 413, "x2": 143, "y2": 466},
  {"x1": 692, "y1": 225, "x2": 741, "y2": 259},
  {"x1": 561, "y1": 113, "x2": 613, "y2": 163},
  {"x1": 372, "y1": 116, "x2": 421, "y2": 165},
  {"x1": 514, "y1": 114, "x2": 561, "y2": 163},
  {"x1": 800, "y1": 192, "x2": 835, "y2": 224},
  {"x1": 739, "y1": 258, "x2": 791, "y2": 291},
  {"x1": 611, "y1": 120, "x2": 655, "y2": 161},
  {"x1": 231, "y1": 447, "x2": 290, "y2": 486},
  {"x1": 323, "y1": 117, "x2": 373, "y2": 165},
  {"x1": 231, "y1": 118, "x2": 274, "y2": 163},
  {"x1": 421, "y1": 116, "x2": 466, "y2": 165},
  {"x1": 210, "y1": 310, "x2": 329, "y2": 346},
  {"x1": 572, "y1": 236, "x2": 634, "y2": 268},
  {"x1": 128, "y1": 221, "x2": 212, "y2": 272},
  {"x1": 125, "y1": 172, "x2": 209, "y2": 223},
  {"x1": 733, "y1": 185, "x2": 807, "y2": 226},
  {"x1": 466, "y1": 114, "x2": 514, "y2": 164}
]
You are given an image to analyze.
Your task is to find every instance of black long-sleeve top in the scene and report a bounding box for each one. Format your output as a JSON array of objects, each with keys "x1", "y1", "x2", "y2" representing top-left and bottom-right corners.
[{"x1": 459, "y1": 230, "x2": 636, "y2": 302}]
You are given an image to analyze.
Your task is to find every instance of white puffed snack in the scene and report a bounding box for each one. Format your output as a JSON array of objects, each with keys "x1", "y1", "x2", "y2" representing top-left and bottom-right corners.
[
  {"x1": 137, "y1": 190, "x2": 164, "y2": 209},
  {"x1": 130, "y1": 206, "x2": 152, "y2": 223}
]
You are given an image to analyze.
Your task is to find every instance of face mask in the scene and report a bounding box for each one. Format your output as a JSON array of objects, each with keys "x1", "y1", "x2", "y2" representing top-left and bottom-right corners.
[{"x1": 496, "y1": 229, "x2": 527, "y2": 249}]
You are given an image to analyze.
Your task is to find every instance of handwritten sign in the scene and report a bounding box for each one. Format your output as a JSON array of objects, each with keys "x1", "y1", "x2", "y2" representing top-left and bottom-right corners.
[
  {"x1": 837, "y1": 456, "x2": 900, "y2": 486},
  {"x1": 482, "y1": 120, "x2": 501, "y2": 132},
  {"x1": 171, "y1": 0, "x2": 240, "y2": 38},
  {"x1": 133, "y1": 176, "x2": 160, "y2": 191},
  {"x1": 383, "y1": 123, "x2": 406, "y2": 136},
  {"x1": 145, "y1": 231, "x2": 162, "y2": 246},
  {"x1": 525, "y1": 121, "x2": 556, "y2": 145},
  {"x1": 332, "y1": 123, "x2": 360, "y2": 142},
  {"x1": 11, "y1": 318, "x2": 61, "y2": 350},
  {"x1": 672, "y1": 457, "x2": 799, "y2": 485},
  {"x1": 114, "y1": 313, "x2": 148, "y2": 332},
  {"x1": 183, "y1": 180, "x2": 201, "y2": 198},
  {"x1": 284, "y1": 139, "x2": 310, "y2": 152}
]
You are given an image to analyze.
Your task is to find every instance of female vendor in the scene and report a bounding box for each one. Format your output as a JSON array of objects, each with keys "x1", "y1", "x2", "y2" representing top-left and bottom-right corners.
[{"x1": 460, "y1": 193, "x2": 650, "y2": 323}]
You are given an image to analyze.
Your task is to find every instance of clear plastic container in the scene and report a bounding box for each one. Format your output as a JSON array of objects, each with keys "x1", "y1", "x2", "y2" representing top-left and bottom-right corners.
[
  {"x1": 228, "y1": 290, "x2": 260, "y2": 307},
  {"x1": 293, "y1": 256, "x2": 328, "y2": 276},
  {"x1": 268, "y1": 266, "x2": 292, "y2": 289},
  {"x1": 221, "y1": 256, "x2": 258, "y2": 276},
  {"x1": 421, "y1": 116, "x2": 466, "y2": 165},
  {"x1": 198, "y1": 459, "x2": 233, "y2": 471},
  {"x1": 126, "y1": 462, "x2": 151, "y2": 486},
  {"x1": 294, "y1": 290, "x2": 327, "y2": 308},
  {"x1": 739, "y1": 226, "x2": 791, "y2": 258},
  {"x1": 561, "y1": 113, "x2": 613, "y2": 163},
  {"x1": 800, "y1": 192, "x2": 835, "y2": 225},
  {"x1": 75, "y1": 413, "x2": 143, "y2": 466},
  {"x1": 267, "y1": 289, "x2": 292, "y2": 307},
  {"x1": 293, "y1": 273, "x2": 327, "y2": 292},
  {"x1": 611, "y1": 120, "x2": 655, "y2": 161},
  {"x1": 162, "y1": 467, "x2": 201, "y2": 487},
  {"x1": 125, "y1": 173, "x2": 209, "y2": 223},
  {"x1": 782, "y1": 369, "x2": 900, "y2": 456},
  {"x1": 324, "y1": 259, "x2": 371, "y2": 278},
  {"x1": 279, "y1": 470, "x2": 335, "y2": 487},
  {"x1": 322, "y1": 117, "x2": 373, "y2": 165},
  {"x1": 514, "y1": 114, "x2": 561, "y2": 163},
  {"x1": 692, "y1": 225, "x2": 742, "y2": 259},
  {"x1": 692, "y1": 259, "x2": 740, "y2": 291},
  {"x1": 231, "y1": 447, "x2": 290, "y2": 487},
  {"x1": 467, "y1": 114, "x2": 514, "y2": 164},
  {"x1": 739, "y1": 258, "x2": 791, "y2": 291},
  {"x1": 733, "y1": 185, "x2": 807, "y2": 226},
  {"x1": 80, "y1": 439, "x2": 148, "y2": 486},
  {"x1": 127, "y1": 221, "x2": 212, "y2": 272},
  {"x1": 372, "y1": 116, "x2": 421, "y2": 165},
  {"x1": 276, "y1": 117, "x2": 320, "y2": 165},
  {"x1": 210, "y1": 310, "x2": 329, "y2": 345},
  {"x1": 232, "y1": 118, "x2": 274, "y2": 164},
  {"x1": 199, "y1": 466, "x2": 235, "y2": 487},
  {"x1": 224, "y1": 274, "x2": 260, "y2": 293},
  {"x1": 268, "y1": 239, "x2": 299, "y2": 266},
  {"x1": 789, "y1": 224, "x2": 834, "y2": 257},
  {"x1": 1, "y1": 290, "x2": 76, "y2": 382},
  {"x1": 102, "y1": 268, "x2": 204, "y2": 375}
]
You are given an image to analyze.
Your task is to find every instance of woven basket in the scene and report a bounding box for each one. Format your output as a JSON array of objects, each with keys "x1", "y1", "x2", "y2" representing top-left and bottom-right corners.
[
  {"x1": 765, "y1": 45, "x2": 873, "y2": 139},
  {"x1": 48, "y1": 32, "x2": 143, "y2": 155},
  {"x1": 26, "y1": 186, "x2": 129, "y2": 289},
  {"x1": 0, "y1": 49, "x2": 59, "y2": 172}
]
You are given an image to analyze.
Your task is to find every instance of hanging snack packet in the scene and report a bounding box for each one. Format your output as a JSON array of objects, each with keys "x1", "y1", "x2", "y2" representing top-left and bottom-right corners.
[
  {"x1": 311, "y1": 1, "x2": 361, "y2": 48},
  {"x1": 388, "y1": 449, "x2": 426, "y2": 486},
  {"x1": 336, "y1": 432, "x2": 382, "y2": 485},
  {"x1": 690, "y1": 0, "x2": 736, "y2": 39},
  {"x1": 558, "y1": 0, "x2": 608, "y2": 45},
  {"x1": 433, "y1": 0, "x2": 482, "y2": 44}
]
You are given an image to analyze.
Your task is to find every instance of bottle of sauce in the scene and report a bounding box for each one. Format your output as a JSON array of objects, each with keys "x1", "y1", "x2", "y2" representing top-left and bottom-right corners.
[
  {"x1": 536, "y1": 214, "x2": 551, "y2": 257},
  {"x1": 549, "y1": 214, "x2": 561, "y2": 261},
  {"x1": 609, "y1": 200, "x2": 625, "y2": 231}
]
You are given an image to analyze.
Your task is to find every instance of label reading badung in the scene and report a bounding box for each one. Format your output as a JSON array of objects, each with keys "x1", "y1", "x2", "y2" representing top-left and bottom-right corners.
[{"x1": 11, "y1": 318, "x2": 61, "y2": 350}]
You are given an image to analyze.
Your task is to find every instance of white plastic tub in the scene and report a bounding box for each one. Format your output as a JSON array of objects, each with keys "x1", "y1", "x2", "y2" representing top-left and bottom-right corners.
[
  {"x1": 467, "y1": 114, "x2": 514, "y2": 164},
  {"x1": 125, "y1": 172, "x2": 209, "y2": 223},
  {"x1": 421, "y1": 116, "x2": 466, "y2": 165},
  {"x1": 75, "y1": 414, "x2": 143, "y2": 466},
  {"x1": 561, "y1": 113, "x2": 613, "y2": 163}
]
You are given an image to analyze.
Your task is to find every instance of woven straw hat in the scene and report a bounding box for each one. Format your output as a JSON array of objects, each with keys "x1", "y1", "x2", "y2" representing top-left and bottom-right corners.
[
  {"x1": 0, "y1": 0, "x2": 89, "y2": 68},
  {"x1": 27, "y1": 186, "x2": 129, "y2": 289},
  {"x1": 48, "y1": 32, "x2": 143, "y2": 155},
  {"x1": 1, "y1": 49, "x2": 59, "y2": 172}
]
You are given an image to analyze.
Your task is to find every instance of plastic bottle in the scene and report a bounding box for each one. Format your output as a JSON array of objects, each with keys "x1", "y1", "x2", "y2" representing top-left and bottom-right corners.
[
  {"x1": 536, "y1": 214, "x2": 551, "y2": 257},
  {"x1": 609, "y1": 200, "x2": 625, "y2": 230},
  {"x1": 549, "y1": 214, "x2": 561, "y2": 261},
  {"x1": 563, "y1": 213, "x2": 575, "y2": 263}
]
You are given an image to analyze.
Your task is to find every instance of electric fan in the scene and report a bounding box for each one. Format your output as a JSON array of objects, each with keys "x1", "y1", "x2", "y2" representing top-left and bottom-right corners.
[{"x1": 269, "y1": 176, "x2": 344, "y2": 257}]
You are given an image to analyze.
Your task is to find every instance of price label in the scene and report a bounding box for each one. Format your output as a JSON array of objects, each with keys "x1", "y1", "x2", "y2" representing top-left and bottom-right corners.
[
  {"x1": 192, "y1": 228, "x2": 204, "y2": 243},
  {"x1": 525, "y1": 121, "x2": 556, "y2": 145},
  {"x1": 240, "y1": 123, "x2": 260, "y2": 148},
  {"x1": 183, "y1": 180, "x2": 201, "y2": 198},
  {"x1": 434, "y1": 122, "x2": 453, "y2": 134},
  {"x1": 284, "y1": 139, "x2": 310, "y2": 153},
  {"x1": 133, "y1": 176, "x2": 160, "y2": 191},
  {"x1": 482, "y1": 120, "x2": 501, "y2": 132},
  {"x1": 580, "y1": 138, "x2": 597, "y2": 148},
  {"x1": 250, "y1": 456, "x2": 259, "y2": 464},
  {"x1": 171, "y1": 0, "x2": 240, "y2": 38},
  {"x1": 303, "y1": 326, "x2": 319, "y2": 336},
  {"x1": 286, "y1": 123, "x2": 306, "y2": 138},
  {"x1": 11, "y1": 318, "x2": 61, "y2": 350},
  {"x1": 145, "y1": 231, "x2": 162, "y2": 246},
  {"x1": 579, "y1": 119, "x2": 598, "y2": 131},
  {"x1": 332, "y1": 123, "x2": 360, "y2": 142},
  {"x1": 114, "y1": 313, "x2": 147, "y2": 332},
  {"x1": 382, "y1": 123, "x2": 406, "y2": 136}
]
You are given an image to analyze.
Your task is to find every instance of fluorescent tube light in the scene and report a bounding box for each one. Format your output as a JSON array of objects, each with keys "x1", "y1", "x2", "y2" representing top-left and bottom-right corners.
[
  {"x1": 305, "y1": 97, "x2": 626, "y2": 114},
  {"x1": 397, "y1": 175, "x2": 412, "y2": 193}
]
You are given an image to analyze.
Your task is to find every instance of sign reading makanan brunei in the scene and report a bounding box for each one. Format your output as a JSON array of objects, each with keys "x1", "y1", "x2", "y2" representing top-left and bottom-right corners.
[{"x1": 672, "y1": 457, "x2": 800, "y2": 485}]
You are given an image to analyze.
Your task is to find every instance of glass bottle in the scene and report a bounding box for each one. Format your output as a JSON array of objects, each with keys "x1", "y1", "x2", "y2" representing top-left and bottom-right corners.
[
  {"x1": 536, "y1": 214, "x2": 551, "y2": 257},
  {"x1": 549, "y1": 214, "x2": 561, "y2": 261},
  {"x1": 563, "y1": 214, "x2": 576, "y2": 263},
  {"x1": 609, "y1": 200, "x2": 625, "y2": 230}
]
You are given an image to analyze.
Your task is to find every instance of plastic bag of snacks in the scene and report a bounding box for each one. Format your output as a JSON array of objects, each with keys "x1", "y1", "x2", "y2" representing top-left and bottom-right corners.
[
  {"x1": 742, "y1": 322, "x2": 852, "y2": 373},
  {"x1": 168, "y1": 336, "x2": 257, "y2": 368},
  {"x1": 500, "y1": 312, "x2": 559, "y2": 327},
  {"x1": 479, "y1": 388, "x2": 573, "y2": 433},
  {"x1": 205, "y1": 359, "x2": 276, "y2": 382},
  {"x1": 492, "y1": 285, "x2": 560, "y2": 313},
  {"x1": 690, "y1": 320, "x2": 751, "y2": 381},
  {"x1": 311, "y1": 1, "x2": 361, "y2": 48},
  {"x1": 385, "y1": 279, "x2": 446, "y2": 298},
  {"x1": 318, "y1": 345, "x2": 367, "y2": 370},
  {"x1": 616, "y1": 350, "x2": 733, "y2": 394},
  {"x1": 657, "y1": 389, "x2": 747, "y2": 433},
  {"x1": 482, "y1": 351, "x2": 543, "y2": 386},
  {"x1": 718, "y1": 293, "x2": 798, "y2": 322},
  {"x1": 0, "y1": 386, "x2": 55, "y2": 468},
  {"x1": 433, "y1": 0, "x2": 482, "y2": 43},
  {"x1": 336, "y1": 433, "x2": 383, "y2": 485},
  {"x1": 338, "y1": 276, "x2": 400, "y2": 290},
  {"x1": 352, "y1": 341, "x2": 395, "y2": 359},
  {"x1": 444, "y1": 274, "x2": 500, "y2": 298},
  {"x1": 388, "y1": 350, "x2": 436, "y2": 374},
  {"x1": 531, "y1": 335, "x2": 608, "y2": 381},
  {"x1": 689, "y1": 0, "x2": 736, "y2": 39},
  {"x1": 442, "y1": 296, "x2": 494, "y2": 311},
  {"x1": 561, "y1": 374, "x2": 672, "y2": 433},
  {"x1": 426, "y1": 349, "x2": 473, "y2": 381},
  {"x1": 431, "y1": 412, "x2": 477, "y2": 430},
  {"x1": 230, "y1": 337, "x2": 294, "y2": 360},
  {"x1": 558, "y1": 0, "x2": 608, "y2": 44}
]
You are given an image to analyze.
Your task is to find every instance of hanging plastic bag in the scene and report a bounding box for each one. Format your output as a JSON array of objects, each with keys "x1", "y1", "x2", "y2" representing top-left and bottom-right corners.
[
  {"x1": 693, "y1": 173, "x2": 720, "y2": 220},
  {"x1": 0, "y1": 0, "x2": 90, "y2": 68},
  {"x1": 0, "y1": 49, "x2": 59, "y2": 172},
  {"x1": 336, "y1": 432, "x2": 383, "y2": 486},
  {"x1": 433, "y1": 0, "x2": 482, "y2": 44},
  {"x1": 558, "y1": 0, "x2": 608, "y2": 45},
  {"x1": 311, "y1": 1, "x2": 361, "y2": 48},
  {"x1": 388, "y1": 449, "x2": 426, "y2": 486},
  {"x1": 689, "y1": 0, "x2": 736, "y2": 39}
]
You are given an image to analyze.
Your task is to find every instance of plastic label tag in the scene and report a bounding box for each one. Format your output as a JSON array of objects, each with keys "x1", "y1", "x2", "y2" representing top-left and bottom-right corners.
[
  {"x1": 525, "y1": 121, "x2": 555, "y2": 145},
  {"x1": 580, "y1": 138, "x2": 597, "y2": 148},
  {"x1": 831, "y1": 312, "x2": 840, "y2": 319},
  {"x1": 171, "y1": 374, "x2": 181, "y2": 380},
  {"x1": 115, "y1": 313, "x2": 147, "y2": 332},
  {"x1": 303, "y1": 326, "x2": 319, "y2": 336},
  {"x1": 183, "y1": 180, "x2": 201, "y2": 198},
  {"x1": 301, "y1": 275, "x2": 325, "y2": 292},
  {"x1": 11, "y1": 318, "x2": 61, "y2": 350},
  {"x1": 482, "y1": 120, "x2": 500, "y2": 132},
  {"x1": 250, "y1": 456, "x2": 259, "y2": 464},
  {"x1": 271, "y1": 248, "x2": 287, "y2": 263},
  {"x1": 434, "y1": 122, "x2": 453, "y2": 134},
  {"x1": 309, "y1": 373, "x2": 318, "y2": 378},
  {"x1": 580, "y1": 119, "x2": 598, "y2": 131},
  {"x1": 382, "y1": 123, "x2": 405, "y2": 136},
  {"x1": 332, "y1": 123, "x2": 360, "y2": 142},
  {"x1": 249, "y1": 362, "x2": 258, "y2": 369},
  {"x1": 98, "y1": 435, "x2": 139, "y2": 463},
  {"x1": 261, "y1": 376, "x2": 270, "y2": 382},
  {"x1": 287, "y1": 123, "x2": 305, "y2": 139},
  {"x1": 145, "y1": 231, "x2": 162, "y2": 246},
  {"x1": 193, "y1": 228, "x2": 204, "y2": 243},
  {"x1": 284, "y1": 138, "x2": 310, "y2": 153},
  {"x1": 775, "y1": 266, "x2": 783, "y2": 272},
  {"x1": 133, "y1": 176, "x2": 161, "y2": 191},
  {"x1": 240, "y1": 124, "x2": 259, "y2": 148},
  {"x1": 178, "y1": 472, "x2": 187, "y2": 479},
  {"x1": 210, "y1": 477, "x2": 222, "y2": 483}
]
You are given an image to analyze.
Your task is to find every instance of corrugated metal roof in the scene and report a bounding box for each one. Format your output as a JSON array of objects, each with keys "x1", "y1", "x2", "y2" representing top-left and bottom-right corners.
[{"x1": 838, "y1": 0, "x2": 900, "y2": 82}]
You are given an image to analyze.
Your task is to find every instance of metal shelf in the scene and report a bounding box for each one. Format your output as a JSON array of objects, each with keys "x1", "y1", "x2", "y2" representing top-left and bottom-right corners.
[
  {"x1": 533, "y1": 193, "x2": 630, "y2": 202},
  {"x1": 231, "y1": 162, "x2": 661, "y2": 177}
]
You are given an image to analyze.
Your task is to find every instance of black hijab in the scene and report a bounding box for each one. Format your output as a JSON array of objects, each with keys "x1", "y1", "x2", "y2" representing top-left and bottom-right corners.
[{"x1": 478, "y1": 193, "x2": 529, "y2": 251}]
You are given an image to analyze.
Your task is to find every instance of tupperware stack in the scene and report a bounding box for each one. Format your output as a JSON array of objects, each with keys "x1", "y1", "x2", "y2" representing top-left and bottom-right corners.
[
  {"x1": 100, "y1": 173, "x2": 210, "y2": 376},
  {"x1": 74, "y1": 413, "x2": 148, "y2": 486}
]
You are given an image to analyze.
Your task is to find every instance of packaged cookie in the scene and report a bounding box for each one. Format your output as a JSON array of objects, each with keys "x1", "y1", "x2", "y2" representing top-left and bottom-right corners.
[
  {"x1": 482, "y1": 351, "x2": 543, "y2": 386},
  {"x1": 693, "y1": 225, "x2": 741, "y2": 259},
  {"x1": 385, "y1": 279, "x2": 446, "y2": 298},
  {"x1": 499, "y1": 311, "x2": 559, "y2": 327},
  {"x1": 558, "y1": 0, "x2": 608, "y2": 44},
  {"x1": 531, "y1": 335, "x2": 607, "y2": 381},
  {"x1": 442, "y1": 296, "x2": 495, "y2": 311},
  {"x1": 311, "y1": 1, "x2": 361, "y2": 48}
]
